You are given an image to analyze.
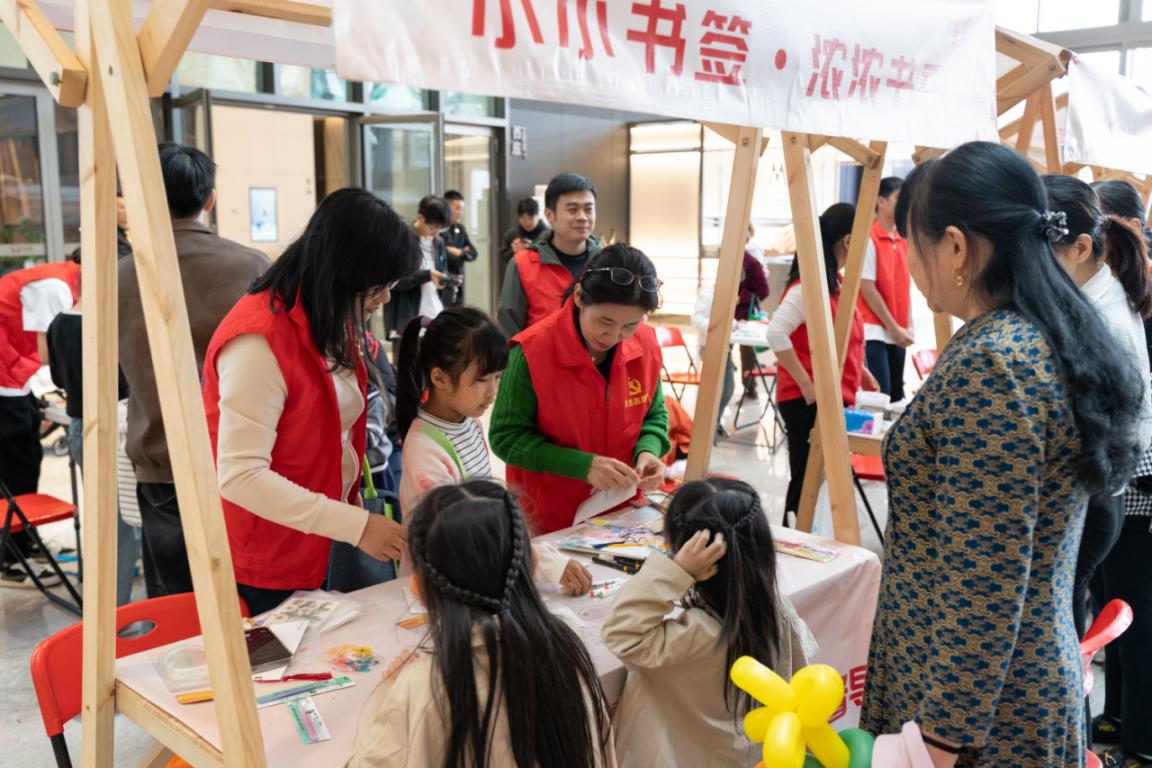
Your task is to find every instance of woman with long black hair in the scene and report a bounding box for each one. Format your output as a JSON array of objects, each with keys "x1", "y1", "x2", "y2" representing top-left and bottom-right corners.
[
  {"x1": 202, "y1": 188, "x2": 421, "y2": 614},
  {"x1": 860, "y1": 143, "x2": 1144, "y2": 767}
]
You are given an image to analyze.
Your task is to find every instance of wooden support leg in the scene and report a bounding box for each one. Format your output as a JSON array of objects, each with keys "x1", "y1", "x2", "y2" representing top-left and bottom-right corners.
[
  {"x1": 75, "y1": 2, "x2": 119, "y2": 765},
  {"x1": 685, "y1": 125, "x2": 764, "y2": 481},
  {"x1": 933, "y1": 312, "x2": 954, "y2": 351},
  {"x1": 89, "y1": 1, "x2": 265, "y2": 765},
  {"x1": 782, "y1": 132, "x2": 859, "y2": 545}
]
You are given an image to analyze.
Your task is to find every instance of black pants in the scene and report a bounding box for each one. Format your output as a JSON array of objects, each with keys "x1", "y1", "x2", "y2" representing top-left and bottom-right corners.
[
  {"x1": 779, "y1": 397, "x2": 818, "y2": 520},
  {"x1": 137, "y1": 482, "x2": 194, "y2": 597},
  {"x1": 865, "y1": 340, "x2": 906, "y2": 401},
  {"x1": 0, "y1": 393, "x2": 42, "y2": 565},
  {"x1": 1099, "y1": 516, "x2": 1152, "y2": 755},
  {"x1": 237, "y1": 583, "x2": 296, "y2": 616},
  {"x1": 1074, "y1": 492, "x2": 1124, "y2": 637}
]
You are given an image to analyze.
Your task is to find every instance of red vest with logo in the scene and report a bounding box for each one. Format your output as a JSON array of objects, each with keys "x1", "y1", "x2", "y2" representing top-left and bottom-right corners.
[
  {"x1": 776, "y1": 282, "x2": 865, "y2": 406},
  {"x1": 202, "y1": 290, "x2": 367, "y2": 590},
  {"x1": 515, "y1": 249, "x2": 576, "y2": 330},
  {"x1": 0, "y1": 261, "x2": 80, "y2": 390},
  {"x1": 859, "y1": 218, "x2": 911, "y2": 329},
  {"x1": 508, "y1": 300, "x2": 662, "y2": 534}
]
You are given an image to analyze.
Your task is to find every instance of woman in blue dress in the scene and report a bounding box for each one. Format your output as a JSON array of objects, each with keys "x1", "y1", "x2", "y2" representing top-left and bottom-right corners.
[{"x1": 860, "y1": 142, "x2": 1144, "y2": 767}]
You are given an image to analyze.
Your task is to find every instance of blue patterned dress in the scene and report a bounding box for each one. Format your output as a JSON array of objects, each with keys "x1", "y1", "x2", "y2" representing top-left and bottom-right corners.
[{"x1": 860, "y1": 310, "x2": 1086, "y2": 767}]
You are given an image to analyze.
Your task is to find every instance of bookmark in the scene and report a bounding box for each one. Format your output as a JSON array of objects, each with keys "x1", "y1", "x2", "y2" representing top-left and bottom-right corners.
[{"x1": 287, "y1": 696, "x2": 331, "y2": 744}]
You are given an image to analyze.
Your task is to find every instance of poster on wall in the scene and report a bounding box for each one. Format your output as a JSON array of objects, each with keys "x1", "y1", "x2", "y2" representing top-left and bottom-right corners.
[{"x1": 249, "y1": 188, "x2": 278, "y2": 243}]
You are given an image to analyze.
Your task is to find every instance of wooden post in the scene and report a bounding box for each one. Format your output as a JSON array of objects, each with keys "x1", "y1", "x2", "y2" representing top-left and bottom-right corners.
[
  {"x1": 795, "y1": 140, "x2": 886, "y2": 534},
  {"x1": 685, "y1": 125, "x2": 764, "y2": 481},
  {"x1": 1037, "y1": 82, "x2": 1061, "y2": 173},
  {"x1": 0, "y1": 0, "x2": 87, "y2": 106},
  {"x1": 75, "y1": 1, "x2": 117, "y2": 764},
  {"x1": 781, "y1": 132, "x2": 859, "y2": 545},
  {"x1": 138, "y1": 0, "x2": 213, "y2": 96},
  {"x1": 933, "y1": 312, "x2": 954, "y2": 350},
  {"x1": 89, "y1": 1, "x2": 266, "y2": 765}
]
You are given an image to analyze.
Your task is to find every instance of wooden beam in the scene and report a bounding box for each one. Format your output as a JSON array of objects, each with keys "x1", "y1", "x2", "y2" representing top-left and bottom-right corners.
[
  {"x1": 75, "y1": 1, "x2": 117, "y2": 765},
  {"x1": 933, "y1": 312, "x2": 954, "y2": 350},
  {"x1": 912, "y1": 146, "x2": 945, "y2": 166},
  {"x1": 0, "y1": 0, "x2": 87, "y2": 106},
  {"x1": 826, "y1": 137, "x2": 878, "y2": 168},
  {"x1": 996, "y1": 63, "x2": 1030, "y2": 95},
  {"x1": 997, "y1": 61, "x2": 1064, "y2": 116},
  {"x1": 702, "y1": 121, "x2": 739, "y2": 146},
  {"x1": 209, "y1": 0, "x2": 331, "y2": 26},
  {"x1": 685, "y1": 125, "x2": 764, "y2": 481},
  {"x1": 1014, "y1": 91, "x2": 1041, "y2": 157},
  {"x1": 1037, "y1": 83, "x2": 1061, "y2": 173},
  {"x1": 995, "y1": 26, "x2": 1070, "y2": 69},
  {"x1": 808, "y1": 134, "x2": 829, "y2": 153},
  {"x1": 782, "y1": 131, "x2": 859, "y2": 545},
  {"x1": 138, "y1": 0, "x2": 213, "y2": 97},
  {"x1": 117, "y1": 684, "x2": 222, "y2": 767},
  {"x1": 90, "y1": 2, "x2": 265, "y2": 766}
]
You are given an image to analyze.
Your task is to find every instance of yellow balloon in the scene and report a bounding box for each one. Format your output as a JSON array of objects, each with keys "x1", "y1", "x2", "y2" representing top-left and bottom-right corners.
[
  {"x1": 744, "y1": 706, "x2": 776, "y2": 742},
  {"x1": 791, "y1": 664, "x2": 845, "y2": 727},
  {"x1": 803, "y1": 723, "x2": 851, "y2": 768},
  {"x1": 731, "y1": 656, "x2": 798, "y2": 712},
  {"x1": 762, "y1": 712, "x2": 805, "y2": 768}
]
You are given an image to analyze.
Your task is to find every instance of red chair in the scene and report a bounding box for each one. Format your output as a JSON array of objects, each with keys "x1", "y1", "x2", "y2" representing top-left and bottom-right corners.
[
  {"x1": 0, "y1": 479, "x2": 82, "y2": 614},
  {"x1": 654, "y1": 326, "x2": 701, "y2": 401},
  {"x1": 849, "y1": 454, "x2": 887, "y2": 545},
  {"x1": 1081, "y1": 600, "x2": 1132, "y2": 768},
  {"x1": 30, "y1": 592, "x2": 251, "y2": 768},
  {"x1": 911, "y1": 348, "x2": 938, "y2": 379}
]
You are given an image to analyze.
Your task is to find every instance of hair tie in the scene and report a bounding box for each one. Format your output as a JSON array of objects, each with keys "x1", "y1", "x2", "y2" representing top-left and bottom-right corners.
[
  {"x1": 1039, "y1": 210, "x2": 1069, "y2": 243},
  {"x1": 419, "y1": 315, "x2": 434, "y2": 329}
]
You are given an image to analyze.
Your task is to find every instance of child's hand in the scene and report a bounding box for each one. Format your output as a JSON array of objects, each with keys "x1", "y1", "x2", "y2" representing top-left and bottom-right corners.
[
  {"x1": 674, "y1": 530, "x2": 726, "y2": 581},
  {"x1": 560, "y1": 559, "x2": 593, "y2": 595}
]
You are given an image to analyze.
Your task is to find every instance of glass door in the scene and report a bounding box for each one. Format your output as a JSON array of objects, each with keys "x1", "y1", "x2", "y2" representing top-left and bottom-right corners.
[
  {"x1": 444, "y1": 125, "x2": 499, "y2": 314},
  {"x1": 359, "y1": 115, "x2": 441, "y2": 221},
  {"x1": 173, "y1": 88, "x2": 214, "y2": 154},
  {"x1": 0, "y1": 87, "x2": 59, "y2": 275}
]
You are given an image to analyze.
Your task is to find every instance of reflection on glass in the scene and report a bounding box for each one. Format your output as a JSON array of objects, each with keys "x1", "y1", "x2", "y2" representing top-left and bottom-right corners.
[
  {"x1": 55, "y1": 103, "x2": 80, "y2": 253},
  {"x1": 279, "y1": 66, "x2": 349, "y2": 101},
  {"x1": 444, "y1": 133, "x2": 495, "y2": 312},
  {"x1": 443, "y1": 92, "x2": 499, "y2": 118},
  {"x1": 365, "y1": 84, "x2": 428, "y2": 111},
  {"x1": 363, "y1": 124, "x2": 434, "y2": 221},
  {"x1": 0, "y1": 94, "x2": 47, "y2": 273},
  {"x1": 1038, "y1": 0, "x2": 1119, "y2": 31},
  {"x1": 177, "y1": 52, "x2": 259, "y2": 92}
]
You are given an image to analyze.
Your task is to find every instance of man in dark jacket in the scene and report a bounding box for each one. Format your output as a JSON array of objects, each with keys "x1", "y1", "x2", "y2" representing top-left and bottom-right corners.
[
  {"x1": 384, "y1": 195, "x2": 451, "y2": 337},
  {"x1": 440, "y1": 190, "x2": 476, "y2": 305},
  {"x1": 499, "y1": 197, "x2": 549, "y2": 272}
]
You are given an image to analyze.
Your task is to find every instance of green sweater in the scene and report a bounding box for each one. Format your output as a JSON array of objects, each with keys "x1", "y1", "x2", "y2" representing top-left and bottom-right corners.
[{"x1": 489, "y1": 345, "x2": 671, "y2": 480}]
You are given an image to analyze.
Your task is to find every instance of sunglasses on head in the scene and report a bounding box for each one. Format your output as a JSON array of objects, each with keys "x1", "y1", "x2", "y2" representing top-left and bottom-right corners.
[{"x1": 582, "y1": 267, "x2": 663, "y2": 292}]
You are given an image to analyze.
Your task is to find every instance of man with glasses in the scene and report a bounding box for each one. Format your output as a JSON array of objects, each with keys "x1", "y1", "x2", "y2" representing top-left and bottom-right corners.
[{"x1": 498, "y1": 173, "x2": 602, "y2": 336}]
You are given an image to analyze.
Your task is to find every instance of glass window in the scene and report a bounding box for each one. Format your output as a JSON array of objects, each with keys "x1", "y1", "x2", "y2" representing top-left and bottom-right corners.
[
  {"x1": 1038, "y1": 0, "x2": 1119, "y2": 31},
  {"x1": 1076, "y1": 49, "x2": 1123, "y2": 74},
  {"x1": 277, "y1": 65, "x2": 349, "y2": 101},
  {"x1": 1128, "y1": 48, "x2": 1152, "y2": 89},
  {"x1": 362, "y1": 123, "x2": 435, "y2": 221},
  {"x1": 54, "y1": 103, "x2": 80, "y2": 253},
  {"x1": 0, "y1": 94, "x2": 47, "y2": 273},
  {"x1": 630, "y1": 121, "x2": 701, "y2": 153},
  {"x1": 365, "y1": 84, "x2": 429, "y2": 112},
  {"x1": 995, "y1": 0, "x2": 1038, "y2": 33},
  {"x1": 442, "y1": 92, "x2": 500, "y2": 118},
  {"x1": 0, "y1": 23, "x2": 27, "y2": 69},
  {"x1": 177, "y1": 52, "x2": 259, "y2": 92}
]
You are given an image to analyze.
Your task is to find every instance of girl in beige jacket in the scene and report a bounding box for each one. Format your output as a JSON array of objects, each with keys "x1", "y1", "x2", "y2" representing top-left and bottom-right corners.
[
  {"x1": 348, "y1": 480, "x2": 616, "y2": 768},
  {"x1": 602, "y1": 478, "x2": 816, "y2": 767}
]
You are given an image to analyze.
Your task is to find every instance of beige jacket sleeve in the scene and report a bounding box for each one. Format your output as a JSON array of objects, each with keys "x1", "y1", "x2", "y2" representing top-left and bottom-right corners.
[
  {"x1": 601, "y1": 552, "x2": 719, "y2": 668},
  {"x1": 215, "y1": 333, "x2": 369, "y2": 546}
]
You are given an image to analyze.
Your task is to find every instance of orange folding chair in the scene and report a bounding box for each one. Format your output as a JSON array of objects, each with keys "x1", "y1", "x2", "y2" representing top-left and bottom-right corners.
[
  {"x1": 1081, "y1": 600, "x2": 1132, "y2": 768},
  {"x1": 849, "y1": 454, "x2": 887, "y2": 545},
  {"x1": 30, "y1": 592, "x2": 250, "y2": 768},
  {"x1": 0, "y1": 479, "x2": 81, "y2": 614},
  {"x1": 654, "y1": 326, "x2": 701, "y2": 401}
]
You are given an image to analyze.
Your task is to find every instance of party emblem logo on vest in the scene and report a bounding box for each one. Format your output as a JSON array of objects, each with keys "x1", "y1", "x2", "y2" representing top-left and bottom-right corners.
[{"x1": 625, "y1": 377, "x2": 648, "y2": 408}]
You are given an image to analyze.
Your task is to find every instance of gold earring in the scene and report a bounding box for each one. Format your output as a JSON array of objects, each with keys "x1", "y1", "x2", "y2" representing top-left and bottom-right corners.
[{"x1": 954, "y1": 273, "x2": 965, "y2": 287}]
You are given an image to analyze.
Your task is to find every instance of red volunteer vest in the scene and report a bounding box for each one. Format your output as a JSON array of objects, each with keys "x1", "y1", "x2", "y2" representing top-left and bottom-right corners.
[
  {"x1": 515, "y1": 248, "x2": 576, "y2": 330},
  {"x1": 508, "y1": 300, "x2": 662, "y2": 534},
  {"x1": 859, "y1": 218, "x2": 911, "y2": 329},
  {"x1": 776, "y1": 282, "x2": 865, "y2": 406},
  {"x1": 0, "y1": 261, "x2": 80, "y2": 390},
  {"x1": 202, "y1": 290, "x2": 367, "y2": 590}
]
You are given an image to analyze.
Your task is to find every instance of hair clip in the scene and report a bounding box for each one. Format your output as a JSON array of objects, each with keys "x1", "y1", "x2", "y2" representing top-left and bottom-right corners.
[{"x1": 1040, "y1": 210, "x2": 1069, "y2": 243}]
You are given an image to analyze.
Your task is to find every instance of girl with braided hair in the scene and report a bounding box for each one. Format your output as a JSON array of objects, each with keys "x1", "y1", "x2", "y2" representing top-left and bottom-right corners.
[
  {"x1": 601, "y1": 477, "x2": 815, "y2": 767},
  {"x1": 349, "y1": 480, "x2": 616, "y2": 768}
]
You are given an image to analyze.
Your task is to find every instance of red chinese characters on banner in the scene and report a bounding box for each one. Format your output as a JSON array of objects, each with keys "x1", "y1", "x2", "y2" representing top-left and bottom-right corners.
[
  {"x1": 626, "y1": 0, "x2": 688, "y2": 75},
  {"x1": 805, "y1": 33, "x2": 937, "y2": 101},
  {"x1": 848, "y1": 45, "x2": 884, "y2": 101},
  {"x1": 471, "y1": 0, "x2": 614, "y2": 59},
  {"x1": 693, "y1": 10, "x2": 751, "y2": 85},
  {"x1": 829, "y1": 664, "x2": 868, "y2": 723}
]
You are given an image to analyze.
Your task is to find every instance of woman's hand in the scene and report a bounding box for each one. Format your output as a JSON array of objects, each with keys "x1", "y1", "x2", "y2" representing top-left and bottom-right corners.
[
  {"x1": 893, "y1": 326, "x2": 916, "y2": 348},
  {"x1": 587, "y1": 456, "x2": 638, "y2": 491},
  {"x1": 634, "y1": 452, "x2": 665, "y2": 491},
  {"x1": 673, "y1": 530, "x2": 726, "y2": 581},
  {"x1": 559, "y1": 559, "x2": 593, "y2": 595},
  {"x1": 799, "y1": 378, "x2": 817, "y2": 405},
  {"x1": 861, "y1": 368, "x2": 880, "y2": 392},
  {"x1": 357, "y1": 514, "x2": 407, "y2": 561}
]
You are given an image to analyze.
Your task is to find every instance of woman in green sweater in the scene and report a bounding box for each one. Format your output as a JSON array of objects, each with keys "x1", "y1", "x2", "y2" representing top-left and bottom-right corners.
[{"x1": 490, "y1": 244, "x2": 670, "y2": 533}]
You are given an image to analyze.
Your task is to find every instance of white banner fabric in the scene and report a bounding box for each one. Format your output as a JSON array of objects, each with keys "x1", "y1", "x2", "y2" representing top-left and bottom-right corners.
[{"x1": 1065, "y1": 56, "x2": 1152, "y2": 176}]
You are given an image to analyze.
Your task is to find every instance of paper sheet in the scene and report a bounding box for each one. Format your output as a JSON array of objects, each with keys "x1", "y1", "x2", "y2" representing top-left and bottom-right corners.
[{"x1": 574, "y1": 484, "x2": 636, "y2": 524}]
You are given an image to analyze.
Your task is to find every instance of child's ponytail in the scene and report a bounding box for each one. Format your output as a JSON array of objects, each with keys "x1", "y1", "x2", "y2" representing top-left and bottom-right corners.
[
  {"x1": 395, "y1": 316, "x2": 426, "y2": 438},
  {"x1": 1103, "y1": 214, "x2": 1152, "y2": 318}
]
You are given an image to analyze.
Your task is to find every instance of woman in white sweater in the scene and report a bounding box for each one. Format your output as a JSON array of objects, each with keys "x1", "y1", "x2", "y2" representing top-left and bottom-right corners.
[{"x1": 1043, "y1": 174, "x2": 1152, "y2": 642}]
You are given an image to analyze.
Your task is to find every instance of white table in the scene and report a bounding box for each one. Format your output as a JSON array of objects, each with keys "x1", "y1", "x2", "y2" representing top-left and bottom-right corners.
[{"x1": 115, "y1": 508, "x2": 881, "y2": 764}]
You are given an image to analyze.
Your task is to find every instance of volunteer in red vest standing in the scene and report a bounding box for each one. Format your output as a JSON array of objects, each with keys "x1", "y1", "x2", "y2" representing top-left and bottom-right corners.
[
  {"x1": 497, "y1": 173, "x2": 603, "y2": 337},
  {"x1": 0, "y1": 256, "x2": 80, "y2": 586},
  {"x1": 202, "y1": 189, "x2": 420, "y2": 614},
  {"x1": 768, "y1": 203, "x2": 877, "y2": 523},
  {"x1": 859, "y1": 176, "x2": 914, "y2": 402},
  {"x1": 490, "y1": 244, "x2": 671, "y2": 534}
]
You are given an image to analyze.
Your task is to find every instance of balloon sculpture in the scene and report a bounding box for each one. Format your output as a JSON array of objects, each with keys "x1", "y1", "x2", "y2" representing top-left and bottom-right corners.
[{"x1": 730, "y1": 656, "x2": 875, "y2": 768}]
